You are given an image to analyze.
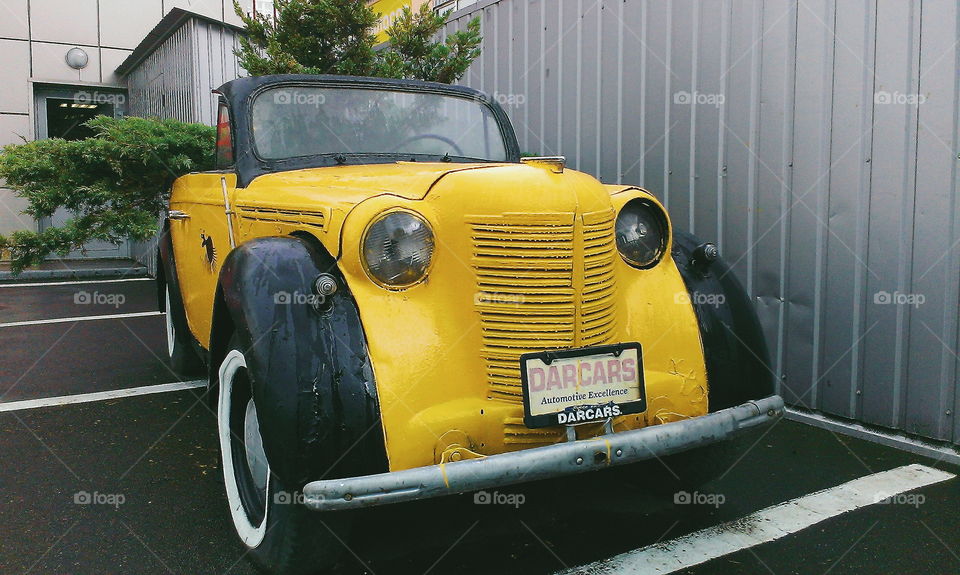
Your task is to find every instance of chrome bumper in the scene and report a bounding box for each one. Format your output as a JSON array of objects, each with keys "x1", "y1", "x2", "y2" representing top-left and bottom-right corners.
[{"x1": 302, "y1": 395, "x2": 784, "y2": 512}]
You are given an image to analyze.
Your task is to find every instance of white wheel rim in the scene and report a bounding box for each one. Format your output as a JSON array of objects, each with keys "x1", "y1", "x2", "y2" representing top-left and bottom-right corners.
[
  {"x1": 219, "y1": 349, "x2": 269, "y2": 548},
  {"x1": 164, "y1": 287, "x2": 175, "y2": 358},
  {"x1": 244, "y1": 400, "x2": 269, "y2": 493}
]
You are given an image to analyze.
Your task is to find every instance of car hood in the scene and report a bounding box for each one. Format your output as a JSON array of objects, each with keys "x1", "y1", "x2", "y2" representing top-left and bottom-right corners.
[{"x1": 241, "y1": 162, "x2": 510, "y2": 208}]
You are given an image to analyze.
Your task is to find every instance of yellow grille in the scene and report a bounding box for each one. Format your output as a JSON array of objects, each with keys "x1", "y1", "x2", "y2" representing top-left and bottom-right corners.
[
  {"x1": 235, "y1": 205, "x2": 325, "y2": 229},
  {"x1": 469, "y1": 210, "x2": 618, "y2": 402},
  {"x1": 503, "y1": 417, "x2": 565, "y2": 447},
  {"x1": 581, "y1": 210, "x2": 619, "y2": 346}
]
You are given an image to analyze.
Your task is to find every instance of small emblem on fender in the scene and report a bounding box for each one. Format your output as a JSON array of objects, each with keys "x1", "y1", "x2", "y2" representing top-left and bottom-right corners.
[{"x1": 200, "y1": 231, "x2": 217, "y2": 271}]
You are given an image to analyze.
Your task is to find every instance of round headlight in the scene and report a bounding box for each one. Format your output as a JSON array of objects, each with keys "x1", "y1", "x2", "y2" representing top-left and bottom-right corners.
[
  {"x1": 362, "y1": 211, "x2": 435, "y2": 288},
  {"x1": 615, "y1": 198, "x2": 668, "y2": 268}
]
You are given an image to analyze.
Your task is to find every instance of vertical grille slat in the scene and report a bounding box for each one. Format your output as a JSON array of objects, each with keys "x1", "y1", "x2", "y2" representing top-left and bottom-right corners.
[{"x1": 469, "y1": 211, "x2": 618, "y2": 405}]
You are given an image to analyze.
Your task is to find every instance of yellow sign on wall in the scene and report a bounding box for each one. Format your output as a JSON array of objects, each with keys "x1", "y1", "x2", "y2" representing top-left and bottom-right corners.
[{"x1": 370, "y1": 0, "x2": 420, "y2": 42}]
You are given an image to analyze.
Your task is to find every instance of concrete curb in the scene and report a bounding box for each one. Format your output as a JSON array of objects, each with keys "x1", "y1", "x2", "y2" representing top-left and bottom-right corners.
[{"x1": 0, "y1": 266, "x2": 149, "y2": 283}]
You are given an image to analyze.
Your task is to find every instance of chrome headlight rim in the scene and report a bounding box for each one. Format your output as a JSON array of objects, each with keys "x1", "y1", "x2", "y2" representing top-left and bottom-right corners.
[
  {"x1": 615, "y1": 197, "x2": 670, "y2": 269},
  {"x1": 360, "y1": 209, "x2": 435, "y2": 290}
]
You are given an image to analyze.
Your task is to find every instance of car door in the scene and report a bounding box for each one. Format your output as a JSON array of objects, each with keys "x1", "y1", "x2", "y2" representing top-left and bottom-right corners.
[{"x1": 167, "y1": 102, "x2": 238, "y2": 349}]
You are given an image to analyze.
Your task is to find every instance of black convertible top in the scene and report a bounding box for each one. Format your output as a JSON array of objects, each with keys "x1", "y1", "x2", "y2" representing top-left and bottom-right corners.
[{"x1": 214, "y1": 74, "x2": 522, "y2": 187}]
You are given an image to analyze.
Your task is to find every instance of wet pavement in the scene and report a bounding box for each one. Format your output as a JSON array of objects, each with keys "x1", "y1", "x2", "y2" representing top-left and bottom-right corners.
[{"x1": 1, "y1": 278, "x2": 957, "y2": 575}]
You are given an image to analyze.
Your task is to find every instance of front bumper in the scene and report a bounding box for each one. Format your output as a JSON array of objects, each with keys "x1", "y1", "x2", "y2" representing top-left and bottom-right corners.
[{"x1": 302, "y1": 395, "x2": 784, "y2": 512}]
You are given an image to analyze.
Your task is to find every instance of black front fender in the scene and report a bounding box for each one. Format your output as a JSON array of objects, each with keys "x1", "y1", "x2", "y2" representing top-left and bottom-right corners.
[
  {"x1": 672, "y1": 231, "x2": 775, "y2": 411},
  {"x1": 215, "y1": 236, "x2": 388, "y2": 486}
]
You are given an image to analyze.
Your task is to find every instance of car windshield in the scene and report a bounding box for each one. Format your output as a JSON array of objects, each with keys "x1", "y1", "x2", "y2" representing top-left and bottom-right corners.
[{"x1": 251, "y1": 86, "x2": 509, "y2": 162}]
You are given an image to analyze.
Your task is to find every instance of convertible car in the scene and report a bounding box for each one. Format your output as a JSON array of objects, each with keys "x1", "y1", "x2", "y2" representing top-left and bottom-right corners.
[{"x1": 158, "y1": 74, "x2": 782, "y2": 574}]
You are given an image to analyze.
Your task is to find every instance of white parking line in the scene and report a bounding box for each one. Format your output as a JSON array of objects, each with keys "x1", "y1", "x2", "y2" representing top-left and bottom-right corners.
[
  {"x1": 0, "y1": 277, "x2": 153, "y2": 288},
  {"x1": 558, "y1": 464, "x2": 955, "y2": 575},
  {"x1": 0, "y1": 381, "x2": 206, "y2": 412},
  {"x1": 0, "y1": 311, "x2": 163, "y2": 328}
]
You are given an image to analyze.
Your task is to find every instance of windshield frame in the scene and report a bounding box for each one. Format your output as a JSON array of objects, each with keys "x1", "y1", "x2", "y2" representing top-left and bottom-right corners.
[{"x1": 215, "y1": 75, "x2": 521, "y2": 187}]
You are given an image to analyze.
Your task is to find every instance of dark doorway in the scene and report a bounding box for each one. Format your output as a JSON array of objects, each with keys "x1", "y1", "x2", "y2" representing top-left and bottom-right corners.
[
  {"x1": 33, "y1": 85, "x2": 129, "y2": 259},
  {"x1": 45, "y1": 99, "x2": 113, "y2": 140}
]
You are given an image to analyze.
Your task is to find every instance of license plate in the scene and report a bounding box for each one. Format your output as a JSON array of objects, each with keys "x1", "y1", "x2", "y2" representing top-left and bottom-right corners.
[{"x1": 520, "y1": 343, "x2": 646, "y2": 428}]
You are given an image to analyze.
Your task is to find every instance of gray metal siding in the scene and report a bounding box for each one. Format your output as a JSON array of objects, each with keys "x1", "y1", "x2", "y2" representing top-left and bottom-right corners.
[
  {"x1": 126, "y1": 19, "x2": 243, "y2": 124},
  {"x1": 126, "y1": 22, "x2": 198, "y2": 122},
  {"x1": 446, "y1": 0, "x2": 960, "y2": 445}
]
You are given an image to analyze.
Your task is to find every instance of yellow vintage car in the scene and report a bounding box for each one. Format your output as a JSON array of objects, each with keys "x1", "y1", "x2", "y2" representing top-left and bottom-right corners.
[{"x1": 158, "y1": 75, "x2": 783, "y2": 574}]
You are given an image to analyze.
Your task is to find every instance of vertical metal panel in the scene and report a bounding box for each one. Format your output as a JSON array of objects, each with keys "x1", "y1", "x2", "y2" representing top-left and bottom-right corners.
[
  {"x1": 783, "y1": 0, "x2": 835, "y2": 409},
  {"x1": 524, "y1": 0, "x2": 544, "y2": 155},
  {"x1": 691, "y1": 0, "x2": 726, "y2": 244},
  {"x1": 754, "y1": 0, "x2": 796, "y2": 391},
  {"x1": 542, "y1": 1, "x2": 560, "y2": 155},
  {"x1": 620, "y1": 0, "x2": 646, "y2": 186},
  {"x1": 578, "y1": 0, "x2": 600, "y2": 178},
  {"x1": 641, "y1": 0, "x2": 670, "y2": 205},
  {"x1": 907, "y1": 0, "x2": 959, "y2": 441},
  {"x1": 861, "y1": 0, "x2": 921, "y2": 430},
  {"x1": 666, "y1": 0, "x2": 693, "y2": 226},
  {"x1": 720, "y1": 0, "x2": 762, "y2": 292},
  {"x1": 598, "y1": 0, "x2": 622, "y2": 184},
  {"x1": 819, "y1": 0, "x2": 875, "y2": 419},
  {"x1": 559, "y1": 1, "x2": 579, "y2": 165}
]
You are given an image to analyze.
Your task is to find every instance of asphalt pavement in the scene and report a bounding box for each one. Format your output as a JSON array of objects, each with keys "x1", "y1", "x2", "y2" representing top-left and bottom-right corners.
[{"x1": 1, "y1": 278, "x2": 957, "y2": 575}]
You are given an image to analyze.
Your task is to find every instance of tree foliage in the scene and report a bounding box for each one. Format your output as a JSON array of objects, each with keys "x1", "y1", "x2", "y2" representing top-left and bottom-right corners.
[
  {"x1": 234, "y1": 0, "x2": 482, "y2": 84},
  {"x1": 0, "y1": 116, "x2": 215, "y2": 272}
]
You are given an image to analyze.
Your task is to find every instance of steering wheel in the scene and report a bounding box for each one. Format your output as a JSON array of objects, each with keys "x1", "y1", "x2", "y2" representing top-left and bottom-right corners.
[{"x1": 391, "y1": 134, "x2": 464, "y2": 156}]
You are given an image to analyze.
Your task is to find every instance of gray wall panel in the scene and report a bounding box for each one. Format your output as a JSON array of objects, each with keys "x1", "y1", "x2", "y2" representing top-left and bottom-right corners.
[
  {"x1": 755, "y1": 0, "x2": 796, "y2": 387},
  {"x1": 784, "y1": 0, "x2": 835, "y2": 409},
  {"x1": 598, "y1": 0, "x2": 622, "y2": 184},
  {"x1": 451, "y1": 0, "x2": 960, "y2": 446},
  {"x1": 620, "y1": 0, "x2": 647, "y2": 186},
  {"x1": 906, "y1": 0, "x2": 959, "y2": 441},
  {"x1": 691, "y1": 0, "x2": 725, "y2": 244},
  {"x1": 642, "y1": 0, "x2": 670, "y2": 205},
  {"x1": 819, "y1": 0, "x2": 874, "y2": 419},
  {"x1": 719, "y1": 0, "x2": 761, "y2": 292},
  {"x1": 861, "y1": 0, "x2": 921, "y2": 430},
  {"x1": 667, "y1": 0, "x2": 694, "y2": 229}
]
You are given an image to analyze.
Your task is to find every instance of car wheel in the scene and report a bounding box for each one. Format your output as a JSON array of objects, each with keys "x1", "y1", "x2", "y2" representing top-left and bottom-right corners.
[
  {"x1": 218, "y1": 337, "x2": 351, "y2": 575},
  {"x1": 164, "y1": 285, "x2": 203, "y2": 375}
]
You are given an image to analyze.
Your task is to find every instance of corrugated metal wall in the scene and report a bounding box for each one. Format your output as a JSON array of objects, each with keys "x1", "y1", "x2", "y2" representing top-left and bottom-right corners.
[
  {"x1": 445, "y1": 0, "x2": 960, "y2": 445},
  {"x1": 125, "y1": 17, "x2": 244, "y2": 276},
  {"x1": 126, "y1": 19, "x2": 244, "y2": 124}
]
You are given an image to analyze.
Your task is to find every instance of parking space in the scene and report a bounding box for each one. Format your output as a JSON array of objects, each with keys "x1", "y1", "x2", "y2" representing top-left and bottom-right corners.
[{"x1": 2, "y1": 279, "x2": 958, "y2": 574}]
